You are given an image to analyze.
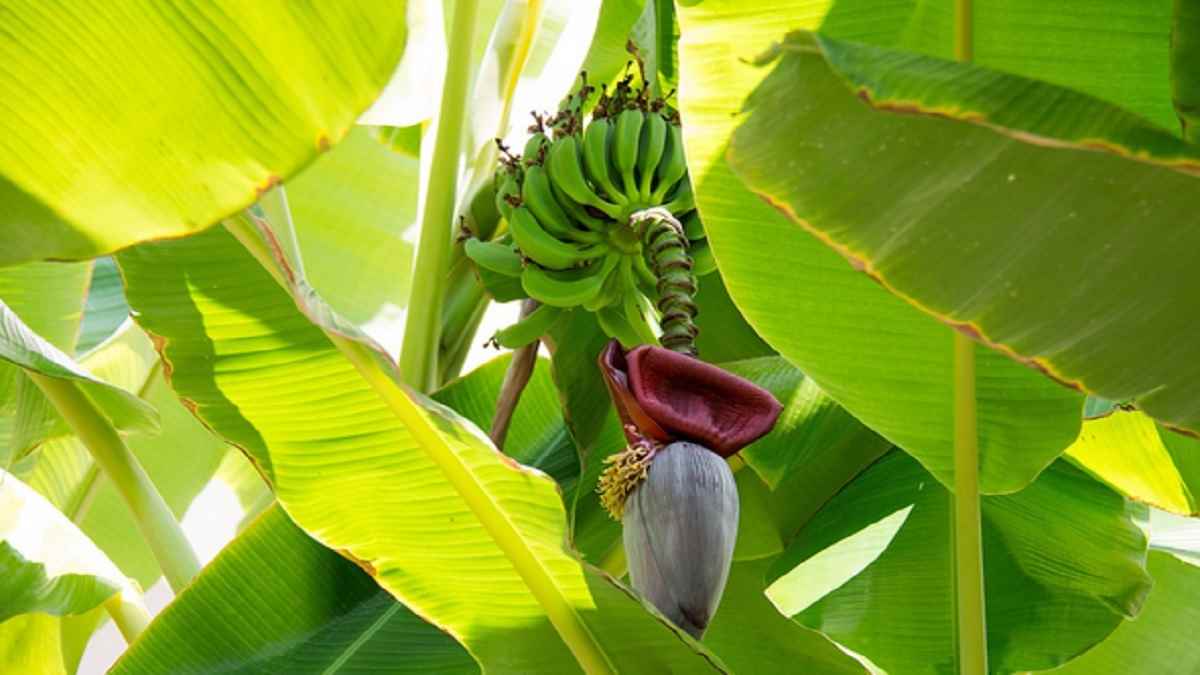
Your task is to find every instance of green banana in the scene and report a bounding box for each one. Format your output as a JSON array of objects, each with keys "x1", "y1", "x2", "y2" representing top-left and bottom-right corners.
[
  {"x1": 613, "y1": 109, "x2": 644, "y2": 201},
  {"x1": 623, "y1": 289, "x2": 660, "y2": 345},
  {"x1": 636, "y1": 113, "x2": 668, "y2": 202},
  {"x1": 583, "y1": 252, "x2": 629, "y2": 311},
  {"x1": 633, "y1": 250, "x2": 658, "y2": 291},
  {"x1": 522, "y1": 165, "x2": 602, "y2": 244},
  {"x1": 509, "y1": 207, "x2": 605, "y2": 270},
  {"x1": 464, "y1": 238, "x2": 523, "y2": 277},
  {"x1": 550, "y1": 179, "x2": 610, "y2": 232},
  {"x1": 522, "y1": 254, "x2": 617, "y2": 307},
  {"x1": 494, "y1": 171, "x2": 520, "y2": 221},
  {"x1": 651, "y1": 124, "x2": 687, "y2": 203},
  {"x1": 582, "y1": 119, "x2": 627, "y2": 204},
  {"x1": 690, "y1": 238, "x2": 717, "y2": 276},
  {"x1": 547, "y1": 136, "x2": 622, "y2": 219},
  {"x1": 492, "y1": 303, "x2": 564, "y2": 348},
  {"x1": 663, "y1": 176, "x2": 695, "y2": 214},
  {"x1": 523, "y1": 132, "x2": 550, "y2": 164}
]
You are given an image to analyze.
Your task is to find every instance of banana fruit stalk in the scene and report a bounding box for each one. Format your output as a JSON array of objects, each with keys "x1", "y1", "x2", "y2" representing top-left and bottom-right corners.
[{"x1": 623, "y1": 441, "x2": 738, "y2": 639}]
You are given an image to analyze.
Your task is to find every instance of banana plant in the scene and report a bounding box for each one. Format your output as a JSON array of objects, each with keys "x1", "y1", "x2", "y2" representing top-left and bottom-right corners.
[{"x1": 3, "y1": 1, "x2": 1200, "y2": 674}]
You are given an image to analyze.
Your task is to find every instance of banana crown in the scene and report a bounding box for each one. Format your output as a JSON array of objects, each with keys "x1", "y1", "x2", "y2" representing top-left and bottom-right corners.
[{"x1": 466, "y1": 71, "x2": 715, "y2": 350}]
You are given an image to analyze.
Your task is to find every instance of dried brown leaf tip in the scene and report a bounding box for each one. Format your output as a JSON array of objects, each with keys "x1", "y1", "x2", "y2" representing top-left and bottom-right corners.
[{"x1": 597, "y1": 340, "x2": 782, "y2": 518}]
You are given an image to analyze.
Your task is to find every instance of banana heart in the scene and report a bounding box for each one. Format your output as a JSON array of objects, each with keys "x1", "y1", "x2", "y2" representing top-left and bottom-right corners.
[{"x1": 596, "y1": 340, "x2": 782, "y2": 639}]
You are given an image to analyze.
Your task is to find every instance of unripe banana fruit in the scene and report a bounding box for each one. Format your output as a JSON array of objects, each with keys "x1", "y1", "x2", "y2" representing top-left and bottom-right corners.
[
  {"x1": 467, "y1": 69, "x2": 720, "y2": 348},
  {"x1": 623, "y1": 441, "x2": 738, "y2": 639}
]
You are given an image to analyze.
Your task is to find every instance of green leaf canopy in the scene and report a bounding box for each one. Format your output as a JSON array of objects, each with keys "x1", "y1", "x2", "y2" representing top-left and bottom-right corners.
[
  {"x1": 0, "y1": 2, "x2": 409, "y2": 266},
  {"x1": 117, "y1": 224, "x2": 724, "y2": 674},
  {"x1": 676, "y1": 1, "x2": 1084, "y2": 494}
]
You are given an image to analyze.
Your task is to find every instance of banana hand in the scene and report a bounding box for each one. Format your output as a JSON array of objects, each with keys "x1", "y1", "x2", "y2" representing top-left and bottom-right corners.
[
  {"x1": 547, "y1": 136, "x2": 622, "y2": 219},
  {"x1": 464, "y1": 238, "x2": 523, "y2": 277},
  {"x1": 521, "y1": 254, "x2": 618, "y2": 307},
  {"x1": 492, "y1": 303, "x2": 564, "y2": 349},
  {"x1": 509, "y1": 207, "x2": 606, "y2": 270}
]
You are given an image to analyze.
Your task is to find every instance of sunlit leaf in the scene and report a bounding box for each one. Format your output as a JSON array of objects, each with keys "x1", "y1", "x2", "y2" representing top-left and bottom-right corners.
[
  {"x1": 0, "y1": 613, "x2": 65, "y2": 675},
  {"x1": 1067, "y1": 410, "x2": 1200, "y2": 516},
  {"x1": 0, "y1": 2, "x2": 410, "y2": 266},
  {"x1": 118, "y1": 224, "x2": 725, "y2": 673},
  {"x1": 0, "y1": 262, "x2": 91, "y2": 463},
  {"x1": 14, "y1": 322, "x2": 228, "y2": 589},
  {"x1": 279, "y1": 126, "x2": 421, "y2": 358}
]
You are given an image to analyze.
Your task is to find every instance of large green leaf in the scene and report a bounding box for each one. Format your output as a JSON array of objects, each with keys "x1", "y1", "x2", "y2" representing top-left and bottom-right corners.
[
  {"x1": 0, "y1": 2, "x2": 410, "y2": 267},
  {"x1": 114, "y1": 352, "x2": 586, "y2": 674},
  {"x1": 114, "y1": 506, "x2": 477, "y2": 675},
  {"x1": 769, "y1": 451, "x2": 1151, "y2": 674},
  {"x1": 117, "y1": 224, "x2": 725, "y2": 673},
  {"x1": 1066, "y1": 410, "x2": 1200, "y2": 516},
  {"x1": 729, "y1": 32, "x2": 1200, "y2": 443},
  {"x1": 676, "y1": 3, "x2": 1083, "y2": 493},
  {"x1": 1048, "y1": 552, "x2": 1200, "y2": 674},
  {"x1": 0, "y1": 469, "x2": 136, "y2": 622}
]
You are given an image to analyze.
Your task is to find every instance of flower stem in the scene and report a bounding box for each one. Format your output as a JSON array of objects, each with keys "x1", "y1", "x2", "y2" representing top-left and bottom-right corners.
[
  {"x1": 398, "y1": 0, "x2": 480, "y2": 392},
  {"x1": 27, "y1": 372, "x2": 201, "y2": 594},
  {"x1": 489, "y1": 299, "x2": 540, "y2": 449}
]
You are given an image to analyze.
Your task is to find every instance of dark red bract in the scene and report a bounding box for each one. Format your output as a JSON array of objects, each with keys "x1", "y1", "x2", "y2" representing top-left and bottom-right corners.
[{"x1": 599, "y1": 340, "x2": 782, "y2": 457}]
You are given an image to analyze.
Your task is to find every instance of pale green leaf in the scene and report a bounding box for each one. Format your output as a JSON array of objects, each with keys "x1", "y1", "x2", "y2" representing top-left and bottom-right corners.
[
  {"x1": 280, "y1": 126, "x2": 421, "y2": 357},
  {"x1": 0, "y1": 2, "x2": 410, "y2": 266},
  {"x1": 1067, "y1": 410, "x2": 1200, "y2": 516}
]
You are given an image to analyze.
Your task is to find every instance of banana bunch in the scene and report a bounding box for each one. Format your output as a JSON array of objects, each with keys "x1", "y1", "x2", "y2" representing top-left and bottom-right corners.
[{"x1": 465, "y1": 74, "x2": 715, "y2": 349}]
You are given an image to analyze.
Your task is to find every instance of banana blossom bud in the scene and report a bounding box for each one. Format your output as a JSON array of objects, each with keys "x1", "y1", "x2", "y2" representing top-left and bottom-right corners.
[{"x1": 597, "y1": 340, "x2": 781, "y2": 637}]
